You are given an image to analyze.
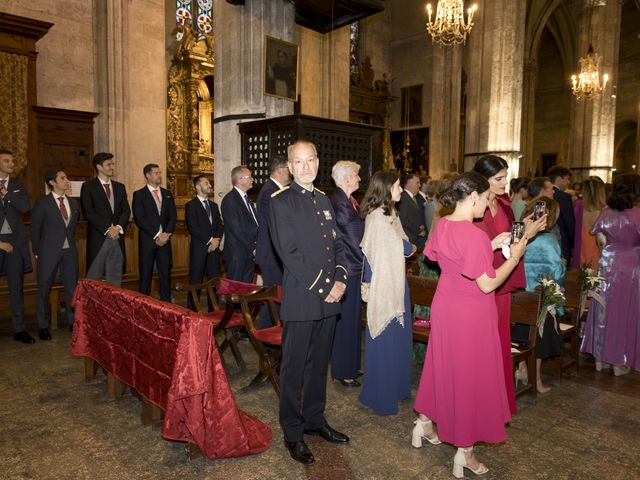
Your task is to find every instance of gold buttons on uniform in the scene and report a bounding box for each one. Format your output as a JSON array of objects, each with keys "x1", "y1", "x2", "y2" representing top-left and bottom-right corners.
[
  {"x1": 326, "y1": 246, "x2": 330, "y2": 251},
  {"x1": 325, "y1": 278, "x2": 330, "y2": 283},
  {"x1": 320, "y1": 222, "x2": 324, "y2": 226},
  {"x1": 318, "y1": 289, "x2": 324, "y2": 294}
]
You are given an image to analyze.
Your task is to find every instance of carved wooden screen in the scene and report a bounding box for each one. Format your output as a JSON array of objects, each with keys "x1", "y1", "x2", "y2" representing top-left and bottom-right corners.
[{"x1": 239, "y1": 114, "x2": 382, "y2": 194}]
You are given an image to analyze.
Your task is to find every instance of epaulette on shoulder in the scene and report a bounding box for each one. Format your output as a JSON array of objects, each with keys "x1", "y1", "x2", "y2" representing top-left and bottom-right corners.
[
  {"x1": 271, "y1": 186, "x2": 290, "y2": 198},
  {"x1": 314, "y1": 188, "x2": 326, "y2": 196}
]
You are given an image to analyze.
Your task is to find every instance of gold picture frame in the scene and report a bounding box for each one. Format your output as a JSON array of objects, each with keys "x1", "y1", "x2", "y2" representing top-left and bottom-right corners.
[{"x1": 264, "y1": 36, "x2": 299, "y2": 101}]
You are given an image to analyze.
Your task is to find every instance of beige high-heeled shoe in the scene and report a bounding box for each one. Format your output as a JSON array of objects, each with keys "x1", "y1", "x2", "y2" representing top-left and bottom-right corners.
[
  {"x1": 411, "y1": 418, "x2": 442, "y2": 447},
  {"x1": 613, "y1": 365, "x2": 630, "y2": 376},
  {"x1": 453, "y1": 447, "x2": 489, "y2": 478},
  {"x1": 515, "y1": 364, "x2": 528, "y2": 387}
]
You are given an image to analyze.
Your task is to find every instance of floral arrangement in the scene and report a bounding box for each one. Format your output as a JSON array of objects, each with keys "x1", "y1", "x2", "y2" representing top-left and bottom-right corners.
[
  {"x1": 577, "y1": 264, "x2": 605, "y2": 294},
  {"x1": 537, "y1": 274, "x2": 566, "y2": 337},
  {"x1": 577, "y1": 264, "x2": 606, "y2": 316}
]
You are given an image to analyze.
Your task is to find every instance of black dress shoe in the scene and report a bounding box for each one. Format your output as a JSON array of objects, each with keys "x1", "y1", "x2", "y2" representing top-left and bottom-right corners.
[
  {"x1": 38, "y1": 328, "x2": 52, "y2": 340},
  {"x1": 284, "y1": 440, "x2": 314, "y2": 465},
  {"x1": 13, "y1": 331, "x2": 35, "y2": 344},
  {"x1": 336, "y1": 378, "x2": 361, "y2": 387},
  {"x1": 304, "y1": 424, "x2": 349, "y2": 443}
]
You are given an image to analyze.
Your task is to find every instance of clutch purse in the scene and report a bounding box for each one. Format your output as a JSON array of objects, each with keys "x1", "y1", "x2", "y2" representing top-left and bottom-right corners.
[{"x1": 361, "y1": 282, "x2": 370, "y2": 302}]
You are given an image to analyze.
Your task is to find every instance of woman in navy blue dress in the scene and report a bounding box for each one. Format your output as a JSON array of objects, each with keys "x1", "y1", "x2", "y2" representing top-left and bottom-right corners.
[{"x1": 359, "y1": 171, "x2": 415, "y2": 416}]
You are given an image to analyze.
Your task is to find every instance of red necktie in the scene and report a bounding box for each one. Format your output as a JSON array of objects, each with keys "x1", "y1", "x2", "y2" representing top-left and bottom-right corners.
[
  {"x1": 349, "y1": 196, "x2": 359, "y2": 212},
  {"x1": 58, "y1": 197, "x2": 69, "y2": 221},
  {"x1": 152, "y1": 189, "x2": 161, "y2": 208},
  {"x1": 103, "y1": 183, "x2": 111, "y2": 199}
]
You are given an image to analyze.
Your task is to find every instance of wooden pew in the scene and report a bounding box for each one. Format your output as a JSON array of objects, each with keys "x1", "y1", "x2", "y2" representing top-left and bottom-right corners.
[
  {"x1": 407, "y1": 274, "x2": 438, "y2": 344},
  {"x1": 557, "y1": 270, "x2": 582, "y2": 375},
  {"x1": 510, "y1": 290, "x2": 542, "y2": 400}
]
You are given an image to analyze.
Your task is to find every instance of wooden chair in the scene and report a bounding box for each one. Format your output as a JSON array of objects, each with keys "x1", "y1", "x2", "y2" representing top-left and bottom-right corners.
[
  {"x1": 236, "y1": 285, "x2": 282, "y2": 397},
  {"x1": 557, "y1": 271, "x2": 583, "y2": 376},
  {"x1": 510, "y1": 290, "x2": 542, "y2": 400},
  {"x1": 174, "y1": 277, "x2": 255, "y2": 372},
  {"x1": 407, "y1": 274, "x2": 438, "y2": 344}
]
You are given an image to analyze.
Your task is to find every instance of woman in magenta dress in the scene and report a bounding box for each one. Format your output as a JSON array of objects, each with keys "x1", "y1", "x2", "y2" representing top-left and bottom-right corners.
[
  {"x1": 413, "y1": 173, "x2": 528, "y2": 478},
  {"x1": 471, "y1": 156, "x2": 546, "y2": 414}
]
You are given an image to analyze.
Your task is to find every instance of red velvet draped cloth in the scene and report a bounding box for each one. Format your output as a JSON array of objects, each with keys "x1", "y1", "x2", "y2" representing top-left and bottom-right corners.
[{"x1": 70, "y1": 279, "x2": 272, "y2": 458}]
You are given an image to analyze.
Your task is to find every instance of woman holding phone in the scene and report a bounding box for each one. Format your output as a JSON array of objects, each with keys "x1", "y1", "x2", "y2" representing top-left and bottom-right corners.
[{"x1": 472, "y1": 156, "x2": 547, "y2": 413}]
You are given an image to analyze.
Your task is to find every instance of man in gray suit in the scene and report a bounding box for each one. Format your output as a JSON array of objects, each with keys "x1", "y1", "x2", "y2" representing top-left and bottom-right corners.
[
  {"x1": 0, "y1": 149, "x2": 34, "y2": 343},
  {"x1": 31, "y1": 168, "x2": 79, "y2": 336}
]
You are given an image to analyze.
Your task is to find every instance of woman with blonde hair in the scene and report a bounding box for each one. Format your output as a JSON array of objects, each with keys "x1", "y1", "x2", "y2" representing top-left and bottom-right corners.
[{"x1": 572, "y1": 176, "x2": 607, "y2": 269}]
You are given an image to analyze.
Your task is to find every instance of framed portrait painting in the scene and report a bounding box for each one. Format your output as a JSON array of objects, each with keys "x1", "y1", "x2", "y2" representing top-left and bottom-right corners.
[{"x1": 264, "y1": 36, "x2": 299, "y2": 101}]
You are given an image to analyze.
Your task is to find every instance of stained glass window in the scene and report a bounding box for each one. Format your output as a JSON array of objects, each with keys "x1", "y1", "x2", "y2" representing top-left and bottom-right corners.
[
  {"x1": 350, "y1": 22, "x2": 360, "y2": 74},
  {"x1": 196, "y1": 0, "x2": 214, "y2": 39},
  {"x1": 175, "y1": 0, "x2": 213, "y2": 40}
]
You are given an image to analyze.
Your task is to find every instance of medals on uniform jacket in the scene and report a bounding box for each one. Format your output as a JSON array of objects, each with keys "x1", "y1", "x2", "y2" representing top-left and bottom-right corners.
[{"x1": 323, "y1": 210, "x2": 332, "y2": 220}]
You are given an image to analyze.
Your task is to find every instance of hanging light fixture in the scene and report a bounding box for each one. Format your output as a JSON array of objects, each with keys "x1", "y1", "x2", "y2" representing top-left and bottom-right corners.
[
  {"x1": 425, "y1": 1, "x2": 477, "y2": 46},
  {"x1": 571, "y1": 44, "x2": 609, "y2": 100}
]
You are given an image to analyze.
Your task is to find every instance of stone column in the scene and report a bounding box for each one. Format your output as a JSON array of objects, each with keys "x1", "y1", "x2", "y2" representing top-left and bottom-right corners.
[
  {"x1": 520, "y1": 59, "x2": 537, "y2": 177},
  {"x1": 93, "y1": 0, "x2": 167, "y2": 194},
  {"x1": 213, "y1": 0, "x2": 295, "y2": 200},
  {"x1": 429, "y1": 45, "x2": 462, "y2": 177},
  {"x1": 464, "y1": 0, "x2": 526, "y2": 180},
  {"x1": 299, "y1": 25, "x2": 350, "y2": 121},
  {"x1": 568, "y1": 1, "x2": 621, "y2": 182}
]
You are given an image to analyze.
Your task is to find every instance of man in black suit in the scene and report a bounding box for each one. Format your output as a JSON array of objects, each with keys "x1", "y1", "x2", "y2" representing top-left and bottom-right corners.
[
  {"x1": 184, "y1": 175, "x2": 223, "y2": 308},
  {"x1": 548, "y1": 165, "x2": 576, "y2": 264},
  {"x1": 31, "y1": 169, "x2": 79, "y2": 337},
  {"x1": 132, "y1": 164, "x2": 177, "y2": 302},
  {"x1": 397, "y1": 173, "x2": 425, "y2": 248},
  {"x1": 270, "y1": 141, "x2": 349, "y2": 466},
  {"x1": 0, "y1": 149, "x2": 34, "y2": 344},
  {"x1": 256, "y1": 156, "x2": 290, "y2": 326},
  {"x1": 416, "y1": 175, "x2": 430, "y2": 225},
  {"x1": 220, "y1": 165, "x2": 258, "y2": 282},
  {"x1": 81, "y1": 152, "x2": 130, "y2": 286}
]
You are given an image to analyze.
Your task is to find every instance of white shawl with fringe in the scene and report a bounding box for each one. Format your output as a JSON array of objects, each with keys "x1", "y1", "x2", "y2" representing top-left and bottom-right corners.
[{"x1": 360, "y1": 208, "x2": 408, "y2": 339}]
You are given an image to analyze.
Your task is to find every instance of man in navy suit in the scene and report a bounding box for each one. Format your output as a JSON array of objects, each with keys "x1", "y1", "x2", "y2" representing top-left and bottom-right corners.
[
  {"x1": 184, "y1": 175, "x2": 223, "y2": 309},
  {"x1": 548, "y1": 165, "x2": 576, "y2": 264},
  {"x1": 0, "y1": 149, "x2": 34, "y2": 344},
  {"x1": 397, "y1": 173, "x2": 425, "y2": 248},
  {"x1": 132, "y1": 164, "x2": 177, "y2": 302},
  {"x1": 256, "y1": 156, "x2": 290, "y2": 326},
  {"x1": 221, "y1": 165, "x2": 258, "y2": 282},
  {"x1": 81, "y1": 152, "x2": 130, "y2": 286},
  {"x1": 269, "y1": 141, "x2": 349, "y2": 465},
  {"x1": 31, "y1": 168, "x2": 79, "y2": 336}
]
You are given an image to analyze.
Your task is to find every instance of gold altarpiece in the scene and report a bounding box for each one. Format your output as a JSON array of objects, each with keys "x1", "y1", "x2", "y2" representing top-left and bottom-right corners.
[{"x1": 166, "y1": 28, "x2": 214, "y2": 208}]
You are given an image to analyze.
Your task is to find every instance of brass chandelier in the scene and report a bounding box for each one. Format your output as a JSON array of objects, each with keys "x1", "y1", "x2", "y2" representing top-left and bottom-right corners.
[
  {"x1": 425, "y1": 0, "x2": 477, "y2": 46},
  {"x1": 571, "y1": 44, "x2": 609, "y2": 100}
]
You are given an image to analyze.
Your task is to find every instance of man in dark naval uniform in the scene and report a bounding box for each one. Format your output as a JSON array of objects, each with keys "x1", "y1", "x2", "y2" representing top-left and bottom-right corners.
[{"x1": 269, "y1": 140, "x2": 349, "y2": 465}]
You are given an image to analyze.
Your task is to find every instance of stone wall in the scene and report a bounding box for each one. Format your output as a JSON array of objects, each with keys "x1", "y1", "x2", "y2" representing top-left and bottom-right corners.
[
  {"x1": 389, "y1": 0, "x2": 433, "y2": 131},
  {"x1": 2, "y1": 0, "x2": 94, "y2": 112}
]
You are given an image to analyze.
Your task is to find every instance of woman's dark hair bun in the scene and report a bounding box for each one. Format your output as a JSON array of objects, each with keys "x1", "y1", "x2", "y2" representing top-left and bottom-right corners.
[{"x1": 439, "y1": 172, "x2": 490, "y2": 208}]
